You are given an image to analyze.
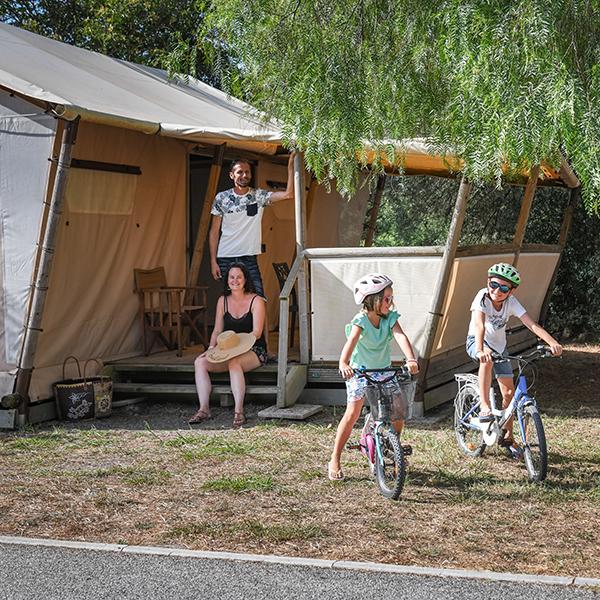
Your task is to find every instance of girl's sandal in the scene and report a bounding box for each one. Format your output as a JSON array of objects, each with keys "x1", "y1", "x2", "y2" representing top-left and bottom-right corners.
[
  {"x1": 327, "y1": 461, "x2": 344, "y2": 481},
  {"x1": 188, "y1": 409, "x2": 211, "y2": 425},
  {"x1": 232, "y1": 412, "x2": 247, "y2": 429}
]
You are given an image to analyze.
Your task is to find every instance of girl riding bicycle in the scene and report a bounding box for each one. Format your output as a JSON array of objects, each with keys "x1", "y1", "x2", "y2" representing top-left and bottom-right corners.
[
  {"x1": 466, "y1": 262, "x2": 562, "y2": 457},
  {"x1": 328, "y1": 273, "x2": 419, "y2": 481}
]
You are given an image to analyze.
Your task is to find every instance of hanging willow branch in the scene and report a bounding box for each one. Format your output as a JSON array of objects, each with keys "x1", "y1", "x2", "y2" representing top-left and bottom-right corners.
[{"x1": 197, "y1": 0, "x2": 600, "y2": 214}]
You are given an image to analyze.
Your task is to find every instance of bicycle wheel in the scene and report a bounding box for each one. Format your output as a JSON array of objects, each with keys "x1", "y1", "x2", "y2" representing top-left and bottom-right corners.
[
  {"x1": 518, "y1": 404, "x2": 547, "y2": 482},
  {"x1": 454, "y1": 384, "x2": 486, "y2": 458},
  {"x1": 374, "y1": 425, "x2": 406, "y2": 500}
]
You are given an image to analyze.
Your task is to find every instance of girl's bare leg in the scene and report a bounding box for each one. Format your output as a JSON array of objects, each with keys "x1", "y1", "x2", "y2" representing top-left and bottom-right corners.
[{"x1": 330, "y1": 400, "x2": 364, "y2": 472}]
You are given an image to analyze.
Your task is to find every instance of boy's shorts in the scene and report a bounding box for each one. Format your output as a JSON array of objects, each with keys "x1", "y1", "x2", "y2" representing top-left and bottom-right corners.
[
  {"x1": 345, "y1": 370, "x2": 414, "y2": 420},
  {"x1": 466, "y1": 336, "x2": 513, "y2": 379}
]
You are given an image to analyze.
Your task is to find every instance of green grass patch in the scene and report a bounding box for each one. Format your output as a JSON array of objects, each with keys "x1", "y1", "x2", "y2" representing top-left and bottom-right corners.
[
  {"x1": 202, "y1": 473, "x2": 274, "y2": 493},
  {"x1": 91, "y1": 465, "x2": 171, "y2": 485},
  {"x1": 169, "y1": 519, "x2": 324, "y2": 542},
  {"x1": 165, "y1": 433, "x2": 255, "y2": 459}
]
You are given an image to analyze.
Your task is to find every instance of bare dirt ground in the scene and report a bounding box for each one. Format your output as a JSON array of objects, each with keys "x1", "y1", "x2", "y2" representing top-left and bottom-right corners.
[{"x1": 1, "y1": 343, "x2": 599, "y2": 578}]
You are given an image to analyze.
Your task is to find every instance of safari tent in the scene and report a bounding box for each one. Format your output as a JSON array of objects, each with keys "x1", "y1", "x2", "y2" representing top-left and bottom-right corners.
[{"x1": 0, "y1": 22, "x2": 579, "y2": 425}]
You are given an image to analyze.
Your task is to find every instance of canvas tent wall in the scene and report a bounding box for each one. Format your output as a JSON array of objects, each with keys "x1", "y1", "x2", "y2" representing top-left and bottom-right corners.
[{"x1": 0, "y1": 22, "x2": 364, "y2": 406}]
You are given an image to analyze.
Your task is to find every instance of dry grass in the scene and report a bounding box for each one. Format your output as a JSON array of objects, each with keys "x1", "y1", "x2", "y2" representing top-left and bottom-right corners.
[{"x1": 1, "y1": 344, "x2": 599, "y2": 578}]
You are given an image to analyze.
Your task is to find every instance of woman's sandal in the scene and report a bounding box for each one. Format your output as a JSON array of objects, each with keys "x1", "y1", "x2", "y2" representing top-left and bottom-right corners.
[
  {"x1": 232, "y1": 412, "x2": 247, "y2": 429},
  {"x1": 188, "y1": 409, "x2": 211, "y2": 425},
  {"x1": 327, "y1": 461, "x2": 344, "y2": 481}
]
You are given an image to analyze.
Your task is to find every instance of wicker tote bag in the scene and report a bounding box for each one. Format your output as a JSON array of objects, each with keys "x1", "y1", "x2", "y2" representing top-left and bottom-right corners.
[{"x1": 53, "y1": 356, "x2": 112, "y2": 420}]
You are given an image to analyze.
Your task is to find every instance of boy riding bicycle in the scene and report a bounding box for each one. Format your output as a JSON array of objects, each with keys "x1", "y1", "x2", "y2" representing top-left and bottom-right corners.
[{"x1": 466, "y1": 263, "x2": 562, "y2": 457}]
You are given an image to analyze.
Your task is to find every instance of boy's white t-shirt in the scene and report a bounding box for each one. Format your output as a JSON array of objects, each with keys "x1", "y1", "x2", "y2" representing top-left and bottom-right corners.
[{"x1": 467, "y1": 288, "x2": 527, "y2": 352}]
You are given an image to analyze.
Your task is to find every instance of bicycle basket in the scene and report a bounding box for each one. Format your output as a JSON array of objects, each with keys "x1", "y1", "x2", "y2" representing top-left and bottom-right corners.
[{"x1": 364, "y1": 378, "x2": 416, "y2": 421}]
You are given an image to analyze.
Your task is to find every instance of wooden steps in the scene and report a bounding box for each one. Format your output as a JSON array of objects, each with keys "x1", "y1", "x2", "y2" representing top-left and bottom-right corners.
[{"x1": 105, "y1": 356, "x2": 307, "y2": 408}]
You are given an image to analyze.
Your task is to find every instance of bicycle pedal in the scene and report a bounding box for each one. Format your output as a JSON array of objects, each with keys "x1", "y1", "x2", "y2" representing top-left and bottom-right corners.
[
  {"x1": 346, "y1": 442, "x2": 361, "y2": 450},
  {"x1": 401, "y1": 444, "x2": 413, "y2": 456}
]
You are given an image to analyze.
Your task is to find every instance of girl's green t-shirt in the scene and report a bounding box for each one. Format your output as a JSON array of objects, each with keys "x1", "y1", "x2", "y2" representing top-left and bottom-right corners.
[{"x1": 345, "y1": 310, "x2": 399, "y2": 369}]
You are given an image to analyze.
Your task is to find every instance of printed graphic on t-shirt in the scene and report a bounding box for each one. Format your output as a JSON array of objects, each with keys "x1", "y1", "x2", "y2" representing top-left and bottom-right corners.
[
  {"x1": 211, "y1": 188, "x2": 271, "y2": 216},
  {"x1": 489, "y1": 314, "x2": 507, "y2": 330}
]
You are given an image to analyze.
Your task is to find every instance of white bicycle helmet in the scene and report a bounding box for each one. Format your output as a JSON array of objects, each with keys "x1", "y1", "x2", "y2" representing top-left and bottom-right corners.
[
  {"x1": 487, "y1": 263, "x2": 521, "y2": 287},
  {"x1": 353, "y1": 273, "x2": 393, "y2": 304}
]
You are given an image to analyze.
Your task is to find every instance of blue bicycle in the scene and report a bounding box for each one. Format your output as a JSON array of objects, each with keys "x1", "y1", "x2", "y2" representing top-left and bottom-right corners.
[{"x1": 454, "y1": 345, "x2": 554, "y2": 482}]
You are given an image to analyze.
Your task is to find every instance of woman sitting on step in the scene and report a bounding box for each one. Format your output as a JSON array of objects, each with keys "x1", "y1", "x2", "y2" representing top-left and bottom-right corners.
[{"x1": 189, "y1": 262, "x2": 267, "y2": 429}]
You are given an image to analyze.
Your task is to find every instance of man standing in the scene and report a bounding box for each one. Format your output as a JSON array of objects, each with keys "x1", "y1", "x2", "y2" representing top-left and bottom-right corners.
[{"x1": 209, "y1": 152, "x2": 295, "y2": 296}]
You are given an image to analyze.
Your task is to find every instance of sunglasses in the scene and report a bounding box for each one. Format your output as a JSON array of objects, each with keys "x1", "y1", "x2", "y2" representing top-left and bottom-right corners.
[
  {"x1": 489, "y1": 280, "x2": 512, "y2": 293},
  {"x1": 382, "y1": 295, "x2": 394, "y2": 304}
]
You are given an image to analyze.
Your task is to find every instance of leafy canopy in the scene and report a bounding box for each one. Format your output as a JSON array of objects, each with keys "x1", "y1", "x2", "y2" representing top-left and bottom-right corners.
[
  {"x1": 205, "y1": 0, "x2": 600, "y2": 212},
  {"x1": 1, "y1": 0, "x2": 214, "y2": 81}
]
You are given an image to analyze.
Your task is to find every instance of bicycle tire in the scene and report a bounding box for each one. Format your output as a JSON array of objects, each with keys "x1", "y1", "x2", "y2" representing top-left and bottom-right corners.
[
  {"x1": 454, "y1": 384, "x2": 486, "y2": 458},
  {"x1": 374, "y1": 425, "x2": 406, "y2": 500},
  {"x1": 518, "y1": 404, "x2": 547, "y2": 482}
]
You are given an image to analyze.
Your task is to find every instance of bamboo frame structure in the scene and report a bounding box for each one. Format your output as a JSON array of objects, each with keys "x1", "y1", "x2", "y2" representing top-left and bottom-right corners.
[{"x1": 14, "y1": 118, "x2": 79, "y2": 423}]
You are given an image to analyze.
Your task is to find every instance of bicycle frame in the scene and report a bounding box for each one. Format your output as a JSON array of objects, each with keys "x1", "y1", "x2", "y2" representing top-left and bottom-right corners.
[
  {"x1": 356, "y1": 367, "x2": 412, "y2": 462},
  {"x1": 456, "y1": 347, "x2": 548, "y2": 439}
]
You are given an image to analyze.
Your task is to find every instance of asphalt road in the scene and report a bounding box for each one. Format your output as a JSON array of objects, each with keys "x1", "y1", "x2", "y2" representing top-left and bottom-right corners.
[{"x1": 0, "y1": 540, "x2": 598, "y2": 600}]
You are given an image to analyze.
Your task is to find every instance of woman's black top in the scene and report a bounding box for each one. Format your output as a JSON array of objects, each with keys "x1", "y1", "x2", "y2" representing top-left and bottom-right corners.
[{"x1": 223, "y1": 295, "x2": 266, "y2": 349}]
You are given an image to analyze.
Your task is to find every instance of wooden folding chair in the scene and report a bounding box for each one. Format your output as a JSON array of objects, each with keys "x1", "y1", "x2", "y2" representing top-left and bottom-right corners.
[{"x1": 133, "y1": 267, "x2": 208, "y2": 356}]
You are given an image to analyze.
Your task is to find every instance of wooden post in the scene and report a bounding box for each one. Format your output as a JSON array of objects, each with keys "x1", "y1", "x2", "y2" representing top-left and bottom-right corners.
[
  {"x1": 294, "y1": 152, "x2": 310, "y2": 364},
  {"x1": 538, "y1": 186, "x2": 580, "y2": 326},
  {"x1": 187, "y1": 143, "x2": 226, "y2": 290},
  {"x1": 415, "y1": 176, "x2": 472, "y2": 410},
  {"x1": 512, "y1": 165, "x2": 540, "y2": 267},
  {"x1": 277, "y1": 254, "x2": 303, "y2": 407},
  {"x1": 14, "y1": 118, "x2": 79, "y2": 425},
  {"x1": 364, "y1": 174, "x2": 386, "y2": 247}
]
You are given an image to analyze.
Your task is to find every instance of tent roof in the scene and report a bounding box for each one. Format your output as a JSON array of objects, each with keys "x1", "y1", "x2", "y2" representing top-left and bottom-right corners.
[
  {"x1": 0, "y1": 21, "x2": 282, "y2": 153},
  {"x1": 0, "y1": 22, "x2": 579, "y2": 185}
]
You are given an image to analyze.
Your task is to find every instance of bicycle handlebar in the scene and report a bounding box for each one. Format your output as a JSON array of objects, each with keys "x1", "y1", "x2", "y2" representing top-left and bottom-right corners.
[
  {"x1": 491, "y1": 345, "x2": 555, "y2": 363},
  {"x1": 352, "y1": 366, "x2": 413, "y2": 384}
]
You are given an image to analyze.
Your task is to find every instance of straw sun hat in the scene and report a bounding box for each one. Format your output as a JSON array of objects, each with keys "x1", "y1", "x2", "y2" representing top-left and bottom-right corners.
[{"x1": 205, "y1": 330, "x2": 256, "y2": 363}]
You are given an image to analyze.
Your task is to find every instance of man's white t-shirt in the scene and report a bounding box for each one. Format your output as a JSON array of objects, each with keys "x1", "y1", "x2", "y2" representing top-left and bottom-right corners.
[
  {"x1": 211, "y1": 188, "x2": 272, "y2": 257},
  {"x1": 467, "y1": 288, "x2": 527, "y2": 352}
]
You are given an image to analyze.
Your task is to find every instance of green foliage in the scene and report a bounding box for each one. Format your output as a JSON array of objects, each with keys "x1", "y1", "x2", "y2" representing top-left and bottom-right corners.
[
  {"x1": 0, "y1": 0, "x2": 214, "y2": 81},
  {"x1": 203, "y1": 0, "x2": 600, "y2": 212}
]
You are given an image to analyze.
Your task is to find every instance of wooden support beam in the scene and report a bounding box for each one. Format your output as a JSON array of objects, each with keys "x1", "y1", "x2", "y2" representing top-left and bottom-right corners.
[
  {"x1": 293, "y1": 152, "x2": 310, "y2": 365},
  {"x1": 364, "y1": 174, "x2": 386, "y2": 247},
  {"x1": 512, "y1": 165, "x2": 540, "y2": 267},
  {"x1": 304, "y1": 246, "x2": 444, "y2": 259},
  {"x1": 538, "y1": 186, "x2": 580, "y2": 326},
  {"x1": 187, "y1": 143, "x2": 226, "y2": 289},
  {"x1": 277, "y1": 253, "x2": 304, "y2": 407},
  {"x1": 415, "y1": 176, "x2": 472, "y2": 404}
]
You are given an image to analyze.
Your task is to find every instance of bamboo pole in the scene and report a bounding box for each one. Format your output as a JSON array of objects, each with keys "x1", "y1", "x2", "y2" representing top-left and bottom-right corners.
[
  {"x1": 364, "y1": 174, "x2": 386, "y2": 247},
  {"x1": 414, "y1": 176, "x2": 472, "y2": 410},
  {"x1": 538, "y1": 186, "x2": 580, "y2": 326},
  {"x1": 186, "y1": 143, "x2": 226, "y2": 291},
  {"x1": 512, "y1": 165, "x2": 540, "y2": 267},
  {"x1": 14, "y1": 119, "x2": 79, "y2": 424},
  {"x1": 304, "y1": 246, "x2": 444, "y2": 258}
]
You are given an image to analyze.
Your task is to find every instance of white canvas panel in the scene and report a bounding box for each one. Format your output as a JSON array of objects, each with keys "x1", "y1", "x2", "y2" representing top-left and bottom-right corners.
[
  {"x1": 432, "y1": 252, "x2": 560, "y2": 356},
  {"x1": 0, "y1": 89, "x2": 56, "y2": 396},
  {"x1": 310, "y1": 257, "x2": 443, "y2": 362},
  {"x1": 29, "y1": 123, "x2": 187, "y2": 400}
]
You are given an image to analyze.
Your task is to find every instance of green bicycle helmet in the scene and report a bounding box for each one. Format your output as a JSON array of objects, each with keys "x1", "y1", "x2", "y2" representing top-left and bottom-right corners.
[{"x1": 487, "y1": 263, "x2": 521, "y2": 287}]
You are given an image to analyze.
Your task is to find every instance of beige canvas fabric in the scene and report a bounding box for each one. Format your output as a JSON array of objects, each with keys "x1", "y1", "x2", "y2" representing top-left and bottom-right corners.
[
  {"x1": 29, "y1": 122, "x2": 187, "y2": 400},
  {"x1": 432, "y1": 253, "x2": 560, "y2": 356}
]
